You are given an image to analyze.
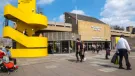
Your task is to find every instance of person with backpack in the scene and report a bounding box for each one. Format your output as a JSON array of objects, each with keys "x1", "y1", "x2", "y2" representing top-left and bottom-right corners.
[
  {"x1": 4, "y1": 46, "x2": 17, "y2": 65},
  {"x1": 116, "y1": 35, "x2": 131, "y2": 70},
  {"x1": 81, "y1": 41, "x2": 86, "y2": 62},
  {"x1": 0, "y1": 47, "x2": 18, "y2": 73}
]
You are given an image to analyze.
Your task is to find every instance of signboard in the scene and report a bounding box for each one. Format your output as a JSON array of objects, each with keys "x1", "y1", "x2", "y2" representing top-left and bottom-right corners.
[
  {"x1": 92, "y1": 37, "x2": 103, "y2": 40},
  {"x1": 91, "y1": 26, "x2": 101, "y2": 31}
]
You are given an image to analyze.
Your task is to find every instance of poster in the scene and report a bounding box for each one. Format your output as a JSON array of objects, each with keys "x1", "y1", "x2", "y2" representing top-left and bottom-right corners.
[{"x1": 115, "y1": 37, "x2": 120, "y2": 44}]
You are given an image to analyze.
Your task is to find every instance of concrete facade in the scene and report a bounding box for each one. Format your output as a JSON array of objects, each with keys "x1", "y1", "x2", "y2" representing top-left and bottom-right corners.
[
  {"x1": 78, "y1": 20, "x2": 111, "y2": 41},
  {"x1": 65, "y1": 12, "x2": 111, "y2": 42},
  {"x1": 38, "y1": 12, "x2": 135, "y2": 52}
]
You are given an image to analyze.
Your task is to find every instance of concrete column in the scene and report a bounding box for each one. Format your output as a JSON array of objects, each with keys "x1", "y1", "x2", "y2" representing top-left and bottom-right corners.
[
  {"x1": 68, "y1": 41, "x2": 70, "y2": 53},
  {"x1": 60, "y1": 41, "x2": 62, "y2": 53},
  {"x1": 75, "y1": 41, "x2": 76, "y2": 52},
  {"x1": 87, "y1": 42, "x2": 89, "y2": 51}
]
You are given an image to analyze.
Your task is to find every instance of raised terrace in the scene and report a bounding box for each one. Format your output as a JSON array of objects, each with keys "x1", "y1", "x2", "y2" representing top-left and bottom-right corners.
[{"x1": 42, "y1": 21, "x2": 72, "y2": 32}]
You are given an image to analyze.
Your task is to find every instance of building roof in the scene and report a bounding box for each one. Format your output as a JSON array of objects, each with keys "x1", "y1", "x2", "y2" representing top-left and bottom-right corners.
[
  {"x1": 132, "y1": 28, "x2": 135, "y2": 34},
  {"x1": 65, "y1": 12, "x2": 106, "y2": 24}
]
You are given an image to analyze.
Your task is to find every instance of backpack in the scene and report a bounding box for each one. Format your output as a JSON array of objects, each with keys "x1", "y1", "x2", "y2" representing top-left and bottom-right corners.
[
  {"x1": 3, "y1": 56, "x2": 10, "y2": 63},
  {"x1": 0, "y1": 63, "x2": 8, "y2": 72},
  {"x1": 3, "y1": 62, "x2": 14, "y2": 69}
]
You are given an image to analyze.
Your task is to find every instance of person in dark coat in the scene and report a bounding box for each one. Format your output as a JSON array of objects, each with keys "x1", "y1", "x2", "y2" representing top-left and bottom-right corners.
[
  {"x1": 23, "y1": 29, "x2": 28, "y2": 36},
  {"x1": 104, "y1": 39, "x2": 110, "y2": 59},
  {"x1": 76, "y1": 38, "x2": 82, "y2": 62}
]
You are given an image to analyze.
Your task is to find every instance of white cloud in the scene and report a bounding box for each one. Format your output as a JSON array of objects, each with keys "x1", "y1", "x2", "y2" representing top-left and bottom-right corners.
[
  {"x1": 52, "y1": 17, "x2": 56, "y2": 21},
  {"x1": 58, "y1": 10, "x2": 86, "y2": 22},
  {"x1": 100, "y1": 0, "x2": 135, "y2": 27},
  {"x1": 59, "y1": 14, "x2": 64, "y2": 22},
  {"x1": 37, "y1": 0, "x2": 55, "y2": 5},
  {"x1": 71, "y1": 10, "x2": 85, "y2": 15}
]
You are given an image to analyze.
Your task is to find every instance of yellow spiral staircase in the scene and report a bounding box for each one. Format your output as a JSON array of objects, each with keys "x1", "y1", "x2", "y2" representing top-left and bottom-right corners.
[{"x1": 3, "y1": 0, "x2": 48, "y2": 57}]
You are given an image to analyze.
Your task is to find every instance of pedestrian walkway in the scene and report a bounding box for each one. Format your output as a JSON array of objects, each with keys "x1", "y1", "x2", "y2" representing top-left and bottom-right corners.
[{"x1": 0, "y1": 51, "x2": 135, "y2": 76}]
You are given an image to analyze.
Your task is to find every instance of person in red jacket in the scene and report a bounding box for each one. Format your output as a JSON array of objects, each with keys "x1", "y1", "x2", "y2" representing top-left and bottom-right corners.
[
  {"x1": 0, "y1": 49, "x2": 5, "y2": 59},
  {"x1": 3, "y1": 46, "x2": 17, "y2": 65}
]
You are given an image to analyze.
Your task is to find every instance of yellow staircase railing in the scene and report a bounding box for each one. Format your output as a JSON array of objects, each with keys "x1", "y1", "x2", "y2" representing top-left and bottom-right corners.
[
  {"x1": 3, "y1": 0, "x2": 48, "y2": 57},
  {"x1": 3, "y1": 26, "x2": 48, "y2": 48},
  {"x1": 4, "y1": 4, "x2": 47, "y2": 29}
]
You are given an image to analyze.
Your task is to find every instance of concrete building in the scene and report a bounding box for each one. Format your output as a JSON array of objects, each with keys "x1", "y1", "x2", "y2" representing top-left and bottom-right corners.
[
  {"x1": 37, "y1": 12, "x2": 113, "y2": 53},
  {"x1": 65, "y1": 12, "x2": 111, "y2": 41},
  {"x1": 37, "y1": 21, "x2": 80, "y2": 54},
  {"x1": 64, "y1": 12, "x2": 111, "y2": 51},
  {"x1": 3, "y1": 12, "x2": 134, "y2": 53},
  {"x1": 37, "y1": 12, "x2": 135, "y2": 54},
  {"x1": 126, "y1": 26, "x2": 135, "y2": 34}
]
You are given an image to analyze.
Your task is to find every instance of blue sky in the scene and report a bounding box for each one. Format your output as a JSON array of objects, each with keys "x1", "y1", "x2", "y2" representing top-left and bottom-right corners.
[
  {"x1": 0, "y1": 0, "x2": 135, "y2": 37},
  {"x1": 42, "y1": 0, "x2": 106, "y2": 20}
]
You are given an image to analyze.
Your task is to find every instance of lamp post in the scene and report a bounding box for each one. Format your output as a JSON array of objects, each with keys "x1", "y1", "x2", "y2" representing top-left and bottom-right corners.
[
  {"x1": 0, "y1": 14, "x2": 4, "y2": 27},
  {"x1": 71, "y1": 35, "x2": 75, "y2": 53}
]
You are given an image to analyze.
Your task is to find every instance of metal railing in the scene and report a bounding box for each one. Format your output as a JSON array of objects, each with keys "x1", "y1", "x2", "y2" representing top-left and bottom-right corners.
[
  {"x1": 43, "y1": 32, "x2": 80, "y2": 41},
  {"x1": 48, "y1": 21, "x2": 72, "y2": 28}
]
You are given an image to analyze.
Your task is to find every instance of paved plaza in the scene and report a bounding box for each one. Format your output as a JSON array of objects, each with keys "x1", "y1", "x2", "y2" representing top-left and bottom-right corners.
[{"x1": 0, "y1": 51, "x2": 135, "y2": 76}]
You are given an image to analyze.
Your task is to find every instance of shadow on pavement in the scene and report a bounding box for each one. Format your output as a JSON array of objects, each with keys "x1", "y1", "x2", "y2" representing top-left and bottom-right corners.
[
  {"x1": 97, "y1": 64, "x2": 118, "y2": 68},
  {"x1": 67, "y1": 59, "x2": 77, "y2": 63},
  {"x1": 94, "y1": 56, "x2": 113, "y2": 60},
  {"x1": 95, "y1": 57, "x2": 108, "y2": 60}
]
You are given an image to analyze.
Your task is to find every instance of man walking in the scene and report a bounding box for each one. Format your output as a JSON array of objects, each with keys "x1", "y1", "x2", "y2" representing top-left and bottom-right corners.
[
  {"x1": 92, "y1": 44, "x2": 96, "y2": 53},
  {"x1": 105, "y1": 39, "x2": 110, "y2": 59},
  {"x1": 76, "y1": 38, "x2": 82, "y2": 62},
  {"x1": 116, "y1": 35, "x2": 131, "y2": 70}
]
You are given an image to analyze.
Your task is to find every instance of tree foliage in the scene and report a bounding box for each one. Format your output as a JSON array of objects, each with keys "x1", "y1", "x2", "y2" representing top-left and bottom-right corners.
[{"x1": 111, "y1": 25, "x2": 125, "y2": 31}]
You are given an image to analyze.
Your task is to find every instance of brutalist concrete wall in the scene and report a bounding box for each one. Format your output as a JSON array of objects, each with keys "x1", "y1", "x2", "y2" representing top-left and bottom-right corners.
[
  {"x1": 43, "y1": 32, "x2": 80, "y2": 41},
  {"x1": 65, "y1": 13, "x2": 78, "y2": 34},
  {"x1": 0, "y1": 38, "x2": 12, "y2": 48}
]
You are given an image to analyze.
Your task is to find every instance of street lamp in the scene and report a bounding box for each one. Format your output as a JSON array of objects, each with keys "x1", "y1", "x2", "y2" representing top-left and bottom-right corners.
[{"x1": 70, "y1": 35, "x2": 75, "y2": 53}]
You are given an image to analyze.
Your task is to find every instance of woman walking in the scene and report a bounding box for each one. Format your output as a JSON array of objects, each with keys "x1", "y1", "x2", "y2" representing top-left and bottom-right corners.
[{"x1": 80, "y1": 41, "x2": 86, "y2": 62}]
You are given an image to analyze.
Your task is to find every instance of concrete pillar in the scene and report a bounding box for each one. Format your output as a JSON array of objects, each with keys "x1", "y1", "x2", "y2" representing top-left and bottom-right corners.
[
  {"x1": 87, "y1": 42, "x2": 89, "y2": 51},
  {"x1": 68, "y1": 41, "x2": 70, "y2": 53},
  {"x1": 75, "y1": 41, "x2": 76, "y2": 52},
  {"x1": 60, "y1": 41, "x2": 62, "y2": 53}
]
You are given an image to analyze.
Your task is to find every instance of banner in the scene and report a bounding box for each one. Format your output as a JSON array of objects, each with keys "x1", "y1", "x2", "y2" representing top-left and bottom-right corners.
[{"x1": 115, "y1": 37, "x2": 120, "y2": 44}]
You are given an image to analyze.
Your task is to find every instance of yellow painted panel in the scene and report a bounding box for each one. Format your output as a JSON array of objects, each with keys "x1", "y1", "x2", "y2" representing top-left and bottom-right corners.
[
  {"x1": 3, "y1": 0, "x2": 48, "y2": 58},
  {"x1": 18, "y1": 0, "x2": 36, "y2": 13},
  {"x1": 115, "y1": 37, "x2": 120, "y2": 44},
  {"x1": 4, "y1": 4, "x2": 29, "y2": 23},
  {"x1": 3, "y1": 26, "x2": 48, "y2": 47},
  {"x1": 4, "y1": 4, "x2": 48, "y2": 27},
  {"x1": 10, "y1": 48, "x2": 48, "y2": 58}
]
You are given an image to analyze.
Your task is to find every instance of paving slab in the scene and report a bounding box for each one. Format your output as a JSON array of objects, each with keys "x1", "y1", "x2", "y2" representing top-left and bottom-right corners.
[{"x1": 0, "y1": 51, "x2": 135, "y2": 76}]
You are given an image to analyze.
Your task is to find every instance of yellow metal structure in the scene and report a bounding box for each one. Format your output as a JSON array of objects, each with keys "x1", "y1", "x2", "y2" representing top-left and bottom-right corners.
[
  {"x1": 3, "y1": 0, "x2": 48, "y2": 57},
  {"x1": 115, "y1": 37, "x2": 120, "y2": 44}
]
